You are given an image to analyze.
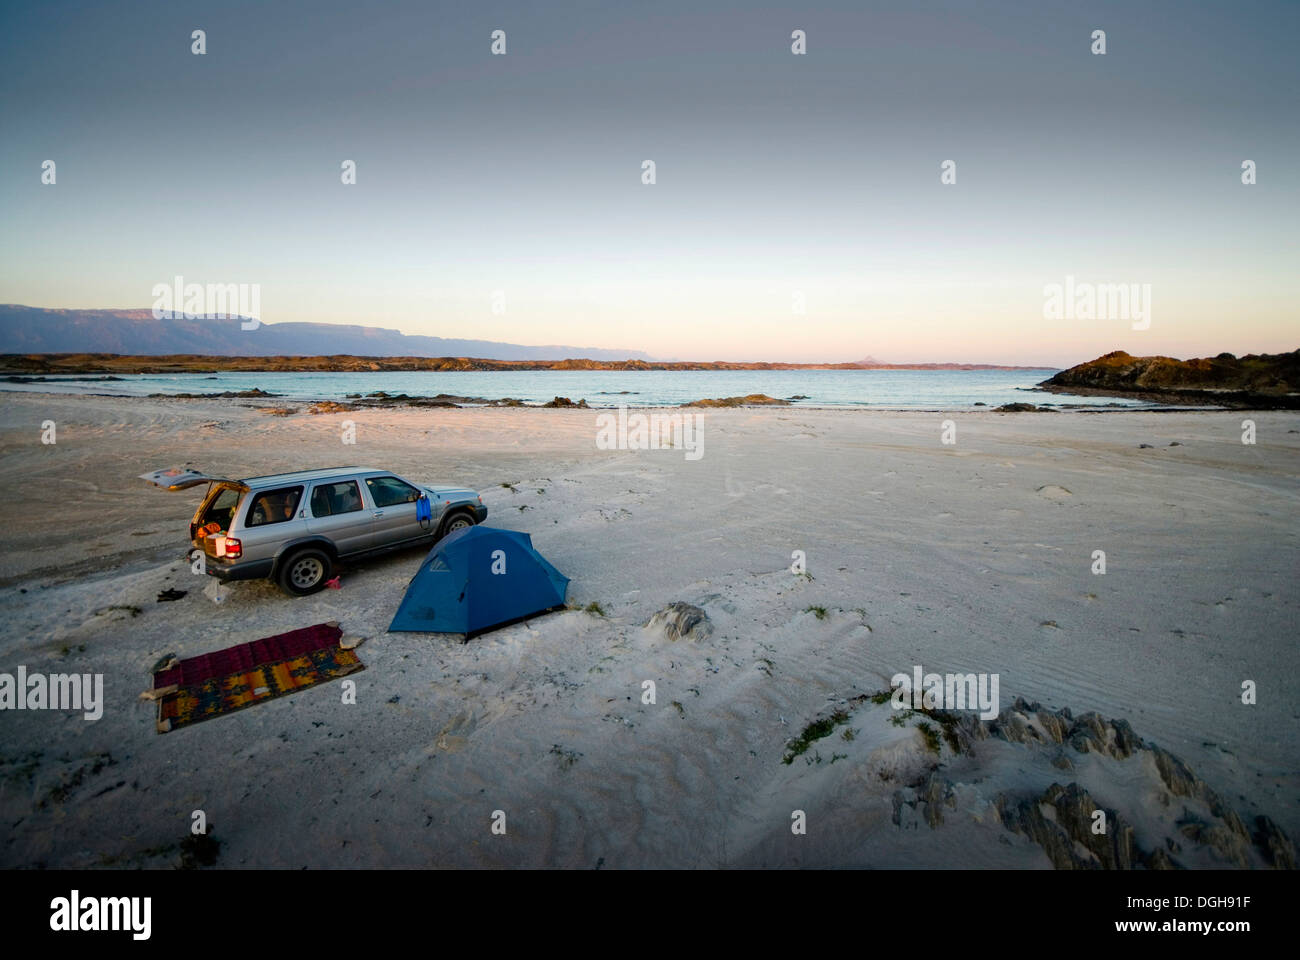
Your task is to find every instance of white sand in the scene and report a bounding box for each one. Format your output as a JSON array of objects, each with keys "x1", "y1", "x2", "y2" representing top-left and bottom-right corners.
[{"x1": 0, "y1": 392, "x2": 1296, "y2": 867}]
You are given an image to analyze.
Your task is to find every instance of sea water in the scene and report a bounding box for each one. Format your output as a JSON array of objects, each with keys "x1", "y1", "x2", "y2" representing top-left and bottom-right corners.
[{"x1": 0, "y1": 368, "x2": 1156, "y2": 410}]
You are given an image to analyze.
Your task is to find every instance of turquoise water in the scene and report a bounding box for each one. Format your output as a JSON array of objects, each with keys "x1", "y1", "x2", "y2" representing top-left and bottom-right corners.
[{"x1": 0, "y1": 368, "x2": 1155, "y2": 410}]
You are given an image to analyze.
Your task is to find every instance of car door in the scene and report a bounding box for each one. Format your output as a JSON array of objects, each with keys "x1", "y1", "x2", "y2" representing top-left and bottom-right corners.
[
  {"x1": 363, "y1": 474, "x2": 429, "y2": 548},
  {"x1": 305, "y1": 478, "x2": 374, "y2": 556}
]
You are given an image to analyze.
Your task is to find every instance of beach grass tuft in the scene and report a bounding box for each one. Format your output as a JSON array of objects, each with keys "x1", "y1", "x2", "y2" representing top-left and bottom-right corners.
[{"x1": 783, "y1": 709, "x2": 850, "y2": 764}]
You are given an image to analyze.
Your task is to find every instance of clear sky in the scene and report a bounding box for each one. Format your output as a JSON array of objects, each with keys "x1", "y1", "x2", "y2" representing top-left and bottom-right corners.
[{"x1": 1, "y1": 0, "x2": 1296, "y2": 365}]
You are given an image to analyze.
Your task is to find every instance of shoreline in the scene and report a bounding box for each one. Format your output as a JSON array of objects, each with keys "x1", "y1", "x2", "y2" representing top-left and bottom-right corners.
[
  {"x1": 0, "y1": 386, "x2": 1191, "y2": 411},
  {"x1": 1037, "y1": 382, "x2": 1300, "y2": 411}
]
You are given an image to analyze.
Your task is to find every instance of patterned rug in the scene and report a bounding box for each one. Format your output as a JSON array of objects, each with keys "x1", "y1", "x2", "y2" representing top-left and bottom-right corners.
[{"x1": 153, "y1": 623, "x2": 364, "y2": 733}]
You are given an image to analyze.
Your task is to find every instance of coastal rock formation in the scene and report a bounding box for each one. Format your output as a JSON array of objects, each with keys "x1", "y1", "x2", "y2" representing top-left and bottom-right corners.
[
  {"x1": 893, "y1": 771, "x2": 957, "y2": 828},
  {"x1": 542, "y1": 396, "x2": 589, "y2": 408},
  {"x1": 982, "y1": 698, "x2": 1287, "y2": 868},
  {"x1": 259, "y1": 393, "x2": 538, "y2": 412},
  {"x1": 1039, "y1": 349, "x2": 1300, "y2": 408},
  {"x1": 790, "y1": 692, "x2": 1294, "y2": 869},
  {"x1": 353, "y1": 391, "x2": 471, "y2": 407},
  {"x1": 1257, "y1": 816, "x2": 1297, "y2": 869},
  {"x1": 307, "y1": 401, "x2": 351, "y2": 414},
  {"x1": 997, "y1": 783, "x2": 1143, "y2": 870},
  {"x1": 681, "y1": 394, "x2": 789, "y2": 407},
  {"x1": 151, "y1": 388, "x2": 277, "y2": 398}
]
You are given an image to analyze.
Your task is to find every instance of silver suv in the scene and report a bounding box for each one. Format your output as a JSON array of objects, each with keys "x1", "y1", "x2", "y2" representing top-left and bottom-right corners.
[{"x1": 145, "y1": 466, "x2": 486, "y2": 595}]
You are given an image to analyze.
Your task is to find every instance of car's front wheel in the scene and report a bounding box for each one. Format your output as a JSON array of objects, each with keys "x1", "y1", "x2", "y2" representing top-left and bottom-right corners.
[
  {"x1": 277, "y1": 547, "x2": 332, "y2": 596},
  {"x1": 440, "y1": 510, "x2": 476, "y2": 538}
]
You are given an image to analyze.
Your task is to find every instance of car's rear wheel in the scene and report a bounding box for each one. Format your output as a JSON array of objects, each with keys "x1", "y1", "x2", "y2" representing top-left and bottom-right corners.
[
  {"x1": 440, "y1": 510, "x2": 476, "y2": 538},
  {"x1": 277, "y1": 547, "x2": 332, "y2": 596}
]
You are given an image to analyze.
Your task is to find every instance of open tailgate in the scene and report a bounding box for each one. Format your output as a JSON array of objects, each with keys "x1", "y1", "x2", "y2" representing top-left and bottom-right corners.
[{"x1": 139, "y1": 466, "x2": 246, "y2": 492}]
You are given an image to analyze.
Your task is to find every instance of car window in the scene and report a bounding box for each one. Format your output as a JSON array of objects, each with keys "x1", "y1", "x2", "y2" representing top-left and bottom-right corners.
[
  {"x1": 365, "y1": 476, "x2": 420, "y2": 508},
  {"x1": 246, "y1": 486, "x2": 304, "y2": 527},
  {"x1": 310, "y1": 480, "x2": 363, "y2": 517}
]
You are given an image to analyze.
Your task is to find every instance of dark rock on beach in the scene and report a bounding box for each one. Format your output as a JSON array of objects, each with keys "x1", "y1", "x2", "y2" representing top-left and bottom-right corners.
[
  {"x1": 681, "y1": 394, "x2": 789, "y2": 407},
  {"x1": 997, "y1": 782, "x2": 1141, "y2": 870},
  {"x1": 985, "y1": 697, "x2": 1288, "y2": 869},
  {"x1": 3, "y1": 374, "x2": 125, "y2": 383},
  {"x1": 349, "y1": 392, "x2": 528, "y2": 408},
  {"x1": 864, "y1": 692, "x2": 1295, "y2": 869},
  {"x1": 153, "y1": 387, "x2": 278, "y2": 398},
  {"x1": 257, "y1": 392, "x2": 588, "y2": 412},
  {"x1": 356, "y1": 393, "x2": 461, "y2": 408}
]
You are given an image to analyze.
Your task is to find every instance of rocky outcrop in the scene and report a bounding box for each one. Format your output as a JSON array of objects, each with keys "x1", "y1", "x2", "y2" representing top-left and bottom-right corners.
[
  {"x1": 997, "y1": 783, "x2": 1143, "y2": 870},
  {"x1": 860, "y1": 693, "x2": 1296, "y2": 869},
  {"x1": 151, "y1": 387, "x2": 278, "y2": 398},
  {"x1": 260, "y1": 392, "x2": 534, "y2": 411},
  {"x1": 1038, "y1": 349, "x2": 1300, "y2": 408},
  {"x1": 680, "y1": 394, "x2": 789, "y2": 407},
  {"x1": 1256, "y1": 816, "x2": 1297, "y2": 869},
  {"x1": 986, "y1": 698, "x2": 1290, "y2": 869},
  {"x1": 893, "y1": 771, "x2": 957, "y2": 828},
  {"x1": 307, "y1": 401, "x2": 352, "y2": 414}
]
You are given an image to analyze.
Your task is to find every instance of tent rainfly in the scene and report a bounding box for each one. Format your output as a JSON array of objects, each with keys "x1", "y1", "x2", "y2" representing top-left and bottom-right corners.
[{"x1": 388, "y1": 526, "x2": 569, "y2": 639}]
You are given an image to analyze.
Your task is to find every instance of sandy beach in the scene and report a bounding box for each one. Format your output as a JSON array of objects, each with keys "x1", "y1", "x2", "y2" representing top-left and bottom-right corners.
[{"x1": 0, "y1": 391, "x2": 1296, "y2": 868}]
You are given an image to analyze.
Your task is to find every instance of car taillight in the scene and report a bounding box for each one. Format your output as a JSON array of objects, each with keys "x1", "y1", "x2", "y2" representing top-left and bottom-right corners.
[{"x1": 224, "y1": 538, "x2": 242, "y2": 558}]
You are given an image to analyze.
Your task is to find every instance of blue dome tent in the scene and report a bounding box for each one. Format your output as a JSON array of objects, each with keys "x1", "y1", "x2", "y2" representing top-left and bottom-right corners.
[{"x1": 388, "y1": 526, "x2": 569, "y2": 639}]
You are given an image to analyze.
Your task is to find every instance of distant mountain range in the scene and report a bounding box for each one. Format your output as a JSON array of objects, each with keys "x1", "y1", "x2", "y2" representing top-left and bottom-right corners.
[
  {"x1": 0, "y1": 306, "x2": 652, "y2": 362},
  {"x1": 0, "y1": 305, "x2": 1048, "y2": 369}
]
